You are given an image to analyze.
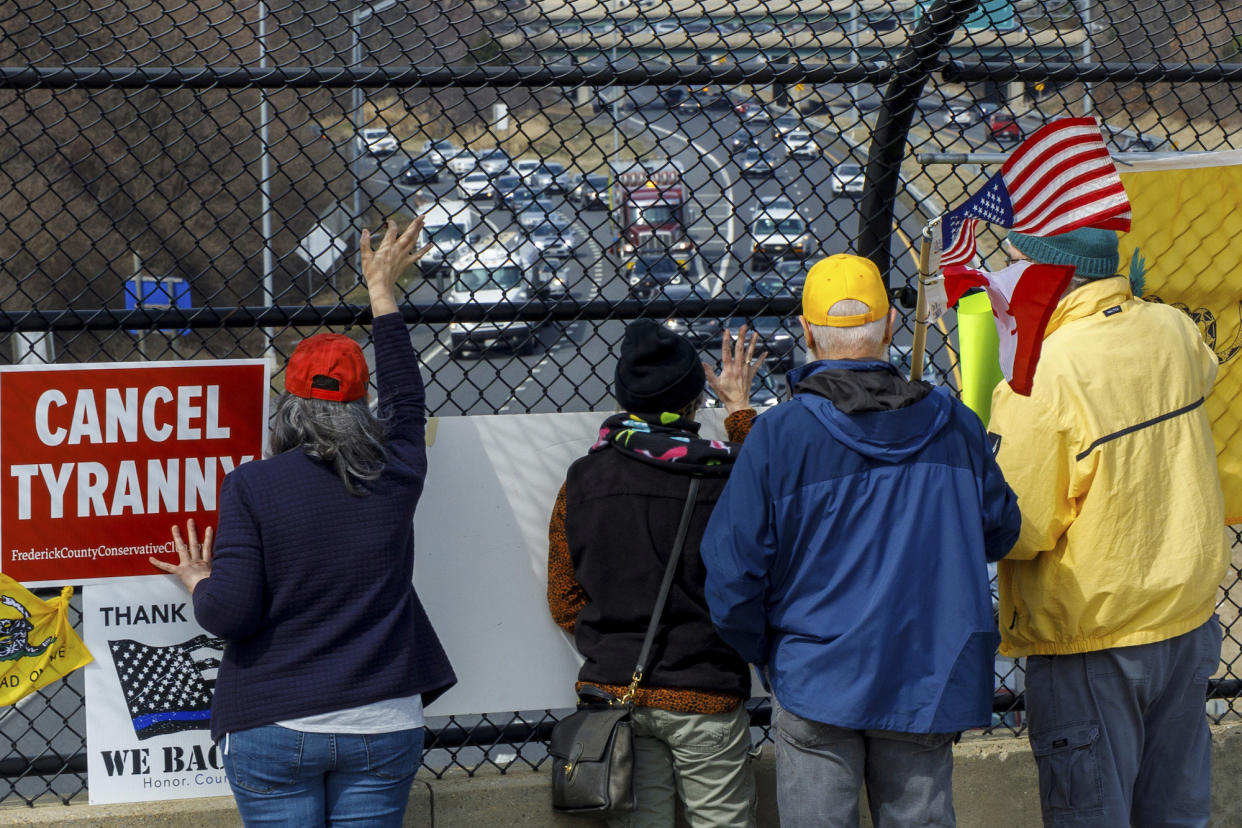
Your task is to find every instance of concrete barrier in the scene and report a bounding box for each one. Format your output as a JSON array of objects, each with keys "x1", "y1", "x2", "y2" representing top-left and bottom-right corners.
[{"x1": 2, "y1": 724, "x2": 1239, "y2": 826}]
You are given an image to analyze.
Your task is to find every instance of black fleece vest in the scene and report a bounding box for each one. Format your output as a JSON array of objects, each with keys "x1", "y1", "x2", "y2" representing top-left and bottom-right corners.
[{"x1": 564, "y1": 448, "x2": 751, "y2": 698}]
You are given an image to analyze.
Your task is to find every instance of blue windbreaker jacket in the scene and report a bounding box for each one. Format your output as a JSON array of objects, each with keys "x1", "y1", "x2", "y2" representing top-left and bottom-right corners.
[{"x1": 700, "y1": 359, "x2": 1020, "y2": 733}]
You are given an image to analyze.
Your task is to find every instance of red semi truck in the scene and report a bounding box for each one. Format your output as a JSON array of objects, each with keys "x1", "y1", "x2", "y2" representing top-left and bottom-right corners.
[{"x1": 610, "y1": 164, "x2": 695, "y2": 256}]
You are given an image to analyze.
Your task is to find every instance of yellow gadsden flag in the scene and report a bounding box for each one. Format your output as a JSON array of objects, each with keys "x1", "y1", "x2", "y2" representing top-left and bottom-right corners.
[
  {"x1": 1117, "y1": 151, "x2": 1242, "y2": 523},
  {"x1": 0, "y1": 577, "x2": 92, "y2": 705}
]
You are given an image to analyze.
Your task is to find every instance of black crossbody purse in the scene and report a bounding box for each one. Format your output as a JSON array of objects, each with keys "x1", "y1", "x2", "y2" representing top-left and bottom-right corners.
[{"x1": 549, "y1": 477, "x2": 702, "y2": 815}]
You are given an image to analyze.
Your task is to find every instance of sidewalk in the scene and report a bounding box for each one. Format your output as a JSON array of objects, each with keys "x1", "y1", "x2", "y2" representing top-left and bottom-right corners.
[{"x1": 2, "y1": 723, "x2": 1240, "y2": 827}]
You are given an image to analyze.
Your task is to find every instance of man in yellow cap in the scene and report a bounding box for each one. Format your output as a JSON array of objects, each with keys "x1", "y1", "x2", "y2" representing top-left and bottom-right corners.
[{"x1": 701, "y1": 254, "x2": 1021, "y2": 827}]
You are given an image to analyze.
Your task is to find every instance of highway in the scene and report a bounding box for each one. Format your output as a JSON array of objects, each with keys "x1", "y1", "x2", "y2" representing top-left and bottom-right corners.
[{"x1": 354, "y1": 100, "x2": 944, "y2": 417}]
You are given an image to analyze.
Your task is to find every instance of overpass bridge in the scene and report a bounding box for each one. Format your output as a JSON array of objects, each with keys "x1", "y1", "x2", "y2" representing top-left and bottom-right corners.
[{"x1": 497, "y1": 0, "x2": 1087, "y2": 66}]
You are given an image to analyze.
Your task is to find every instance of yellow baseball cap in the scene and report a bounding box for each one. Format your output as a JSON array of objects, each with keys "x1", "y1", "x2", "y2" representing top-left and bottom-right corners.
[{"x1": 801, "y1": 254, "x2": 890, "y2": 327}]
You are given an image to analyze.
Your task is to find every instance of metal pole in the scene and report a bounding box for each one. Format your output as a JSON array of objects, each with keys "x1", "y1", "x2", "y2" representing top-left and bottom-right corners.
[
  {"x1": 1080, "y1": 0, "x2": 1092, "y2": 116},
  {"x1": 611, "y1": 0, "x2": 620, "y2": 158},
  {"x1": 351, "y1": 10, "x2": 364, "y2": 288},
  {"x1": 909, "y1": 222, "x2": 935, "y2": 382},
  {"x1": 848, "y1": 4, "x2": 861, "y2": 108},
  {"x1": 259, "y1": 1, "x2": 275, "y2": 355}
]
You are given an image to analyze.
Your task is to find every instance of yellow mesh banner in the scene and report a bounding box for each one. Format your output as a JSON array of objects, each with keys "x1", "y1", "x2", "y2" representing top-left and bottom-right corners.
[
  {"x1": 1118, "y1": 152, "x2": 1242, "y2": 523},
  {"x1": 0, "y1": 576, "x2": 93, "y2": 706}
]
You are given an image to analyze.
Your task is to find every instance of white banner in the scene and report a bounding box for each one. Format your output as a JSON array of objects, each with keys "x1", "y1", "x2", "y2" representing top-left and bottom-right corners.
[
  {"x1": 417, "y1": 408, "x2": 737, "y2": 715},
  {"x1": 83, "y1": 576, "x2": 229, "y2": 804}
]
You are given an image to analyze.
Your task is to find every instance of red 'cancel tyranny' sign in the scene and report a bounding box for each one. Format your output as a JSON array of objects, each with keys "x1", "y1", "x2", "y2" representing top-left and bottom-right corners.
[{"x1": 0, "y1": 361, "x2": 268, "y2": 585}]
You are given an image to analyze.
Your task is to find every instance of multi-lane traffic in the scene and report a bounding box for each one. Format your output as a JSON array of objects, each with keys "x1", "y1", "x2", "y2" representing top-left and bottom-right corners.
[{"x1": 352, "y1": 95, "x2": 938, "y2": 416}]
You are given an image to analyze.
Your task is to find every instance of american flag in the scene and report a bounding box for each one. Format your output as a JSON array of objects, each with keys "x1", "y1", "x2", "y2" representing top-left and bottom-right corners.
[
  {"x1": 108, "y1": 634, "x2": 224, "y2": 740},
  {"x1": 941, "y1": 118, "x2": 1132, "y2": 267}
]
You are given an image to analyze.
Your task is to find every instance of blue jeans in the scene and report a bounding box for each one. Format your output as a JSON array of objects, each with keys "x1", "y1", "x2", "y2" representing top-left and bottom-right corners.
[{"x1": 222, "y1": 725, "x2": 424, "y2": 827}]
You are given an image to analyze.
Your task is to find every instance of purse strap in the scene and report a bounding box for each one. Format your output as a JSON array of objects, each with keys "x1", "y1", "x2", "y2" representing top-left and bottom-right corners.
[{"x1": 621, "y1": 476, "x2": 701, "y2": 703}]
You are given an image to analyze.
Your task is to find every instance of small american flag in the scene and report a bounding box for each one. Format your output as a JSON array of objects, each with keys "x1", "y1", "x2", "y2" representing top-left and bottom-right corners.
[{"x1": 941, "y1": 118, "x2": 1132, "y2": 267}]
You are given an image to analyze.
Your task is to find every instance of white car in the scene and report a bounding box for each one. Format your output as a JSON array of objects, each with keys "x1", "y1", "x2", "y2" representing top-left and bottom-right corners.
[
  {"x1": 831, "y1": 162, "x2": 866, "y2": 196},
  {"x1": 784, "y1": 129, "x2": 818, "y2": 159},
  {"x1": 355, "y1": 128, "x2": 398, "y2": 156},
  {"x1": 513, "y1": 158, "x2": 543, "y2": 184},
  {"x1": 420, "y1": 139, "x2": 461, "y2": 167},
  {"x1": 476, "y1": 148, "x2": 512, "y2": 177},
  {"x1": 751, "y1": 194, "x2": 794, "y2": 219},
  {"x1": 447, "y1": 150, "x2": 479, "y2": 176},
  {"x1": 460, "y1": 171, "x2": 494, "y2": 201}
]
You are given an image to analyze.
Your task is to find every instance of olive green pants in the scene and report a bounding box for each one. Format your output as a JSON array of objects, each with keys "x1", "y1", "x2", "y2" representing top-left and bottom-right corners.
[{"x1": 607, "y1": 703, "x2": 757, "y2": 828}]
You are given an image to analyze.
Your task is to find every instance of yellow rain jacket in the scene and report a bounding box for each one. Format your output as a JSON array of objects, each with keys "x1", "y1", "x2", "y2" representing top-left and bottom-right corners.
[{"x1": 989, "y1": 277, "x2": 1228, "y2": 658}]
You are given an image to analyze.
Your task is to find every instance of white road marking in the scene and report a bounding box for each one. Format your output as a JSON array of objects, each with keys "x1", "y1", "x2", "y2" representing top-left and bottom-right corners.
[{"x1": 633, "y1": 117, "x2": 735, "y2": 297}]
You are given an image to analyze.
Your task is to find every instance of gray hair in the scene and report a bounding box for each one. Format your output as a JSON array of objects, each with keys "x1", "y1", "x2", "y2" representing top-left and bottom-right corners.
[
  {"x1": 808, "y1": 299, "x2": 888, "y2": 358},
  {"x1": 268, "y1": 394, "x2": 388, "y2": 496}
]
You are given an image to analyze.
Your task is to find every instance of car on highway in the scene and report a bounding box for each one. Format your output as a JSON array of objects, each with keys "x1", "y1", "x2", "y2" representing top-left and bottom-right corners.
[
  {"x1": 727, "y1": 126, "x2": 766, "y2": 154},
  {"x1": 516, "y1": 199, "x2": 570, "y2": 230},
  {"x1": 355, "y1": 127, "x2": 398, "y2": 157},
  {"x1": 751, "y1": 193, "x2": 795, "y2": 218},
  {"x1": 750, "y1": 209, "x2": 810, "y2": 269},
  {"x1": 398, "y1": 158, "x2": 441, "y2": 186},
  {"x1": 771, "y1": 115, "x2": 802, "y2": 139},
  {"x1": 569, "y1": 173, "x2": 610, "y2": 209},
  {"x1": 740, "y1": 146, "x2": 779, "y2": 178},
  {"x1": 677, "y1": 92, "x2": 742, "y2": 114},
  {"x1": 725, "y1": 277, "x2": 799, "y2": 371},
  {"x1": 528, "y1": 221, "x2": 577, "y2": 260},
  {"x1": 514, "y1": 158, "x2": 543, "y2": 184},
  {"x1": 503, "y1": 187, "x2": 536, "y2": 213},
  {"x1": 420, "y1": 139, "x2": 461, "y2": 167},
  {"x1": 735, "y1": 98, "x2": 773, "y2": 122},
  {"x1": 460, "y1": 170, "x2": 495, "y2": 201},
  {"x1": 784, "y1": 129, "x2": 818, "y2": 159},
  {"x1": 493, "y1": 174, "x2": 524, "y2": 206},
  {"x1": 773, "y1": 259, "x2": 808, "y2": 292},
  {"x1": 987, "y1": 112, "x2": 1022, "y2": 143},
  {"x1": 831, "y1": 161, "x2": 865, "y2": 196},
  {"x1": 477, "y1": 147, "x2": 513, "y2": 177},
  {"x1": 446, "y1": 149, "x2": 479, "y2": 176},
  {"x1": 447, "y1": 244, "x2": 539, "y2": 357},
  {"x1": 943, "y1": 102, "x2": 979, "y2": 127},
  {"x1": 416, "y1": 200, "x2": 482, "y2": 278},
  {"x1": 663, "y1": 311, "x2": 723, "y2": 350},
  {"x1": 624, "y1": 253, "x2": 693, "y2": 301}
]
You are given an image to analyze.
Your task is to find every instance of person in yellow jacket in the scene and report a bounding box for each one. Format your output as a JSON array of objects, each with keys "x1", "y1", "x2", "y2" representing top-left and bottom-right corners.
[{"x1": 988, "y1": 227, "x2": 1228, "y2": 828}]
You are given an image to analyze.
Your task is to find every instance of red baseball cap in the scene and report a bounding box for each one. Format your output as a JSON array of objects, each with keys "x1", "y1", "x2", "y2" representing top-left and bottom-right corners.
[{"x1": 284, "y1": 333, "x2": 369, "y2": 402}]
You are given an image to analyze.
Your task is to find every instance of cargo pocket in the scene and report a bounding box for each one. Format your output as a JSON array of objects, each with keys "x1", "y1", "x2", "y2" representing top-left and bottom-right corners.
[{"x1": 1030, "y1": 723, "x2": 1104, "y2": 814}]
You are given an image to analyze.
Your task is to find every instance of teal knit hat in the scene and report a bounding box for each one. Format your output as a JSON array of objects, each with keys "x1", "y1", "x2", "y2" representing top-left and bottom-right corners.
[{"x1": 1006, "y1": 227, "x2": 1119, "y2": 280}]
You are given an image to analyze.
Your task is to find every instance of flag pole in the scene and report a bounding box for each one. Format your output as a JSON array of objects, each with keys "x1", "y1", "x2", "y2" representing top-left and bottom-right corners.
[{"x1": 908, "y1": 218, "x2": 939, "y2": 382}]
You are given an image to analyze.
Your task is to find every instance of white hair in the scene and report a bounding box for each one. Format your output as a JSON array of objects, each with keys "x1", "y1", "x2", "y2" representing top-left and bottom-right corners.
[{"x1": 808, "y1": 299, "x2": 888, "y2": 358}]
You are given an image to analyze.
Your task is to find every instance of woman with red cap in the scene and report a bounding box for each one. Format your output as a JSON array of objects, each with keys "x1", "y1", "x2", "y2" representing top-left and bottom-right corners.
[{"x1": 153, "y1": 217, "x2": 456, "y2": 827}]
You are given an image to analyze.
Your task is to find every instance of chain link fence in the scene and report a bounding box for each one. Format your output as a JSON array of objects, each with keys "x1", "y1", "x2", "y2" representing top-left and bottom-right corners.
[{"x1": 3, "y1": 0, "x2": 1242, "y2": 807}]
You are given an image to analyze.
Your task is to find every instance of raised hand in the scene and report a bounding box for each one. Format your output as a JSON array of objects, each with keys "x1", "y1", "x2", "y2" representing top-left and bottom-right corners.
[
  {"x1": 359, "y1": 217, "x2": 434, "y2": 317},
  {"x1": 704, "y1": 324, "x2": 767, "y2": 416}
]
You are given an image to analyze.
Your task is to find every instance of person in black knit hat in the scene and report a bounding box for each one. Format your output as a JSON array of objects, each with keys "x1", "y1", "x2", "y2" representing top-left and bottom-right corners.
[
  {"x1": 614, "y1": 319, "x2": 708, "y2": 414},
  {"x1": 547, "y1": 319, "x2": 766, "y2": 827}
]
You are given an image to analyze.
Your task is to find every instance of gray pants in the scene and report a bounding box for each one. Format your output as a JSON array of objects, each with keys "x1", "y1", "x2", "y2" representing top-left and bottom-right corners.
[
  {"x1": 771, "y1": 698, "x2": 957, "y2": 828},
  {"x1": 1025, "y1": 616, "x2": 1222, "y2": 828},
  {"x1": 607, "y1": 703, "x2": 757, "y2": 828}
]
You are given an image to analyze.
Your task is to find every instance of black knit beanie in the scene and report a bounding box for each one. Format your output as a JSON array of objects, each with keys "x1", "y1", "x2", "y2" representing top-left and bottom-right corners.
[{"x1": 614, "y1": 319, "x2": 706, "y2": 413}]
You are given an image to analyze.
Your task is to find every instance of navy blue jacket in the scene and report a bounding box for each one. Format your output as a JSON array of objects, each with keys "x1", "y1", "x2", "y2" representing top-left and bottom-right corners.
[
  {"x1": 700, "y1": 359, "x2": 1019, "y2": 733},
  {"x1": 195, "y1": 313, "x2": 456, "y2": 741}
]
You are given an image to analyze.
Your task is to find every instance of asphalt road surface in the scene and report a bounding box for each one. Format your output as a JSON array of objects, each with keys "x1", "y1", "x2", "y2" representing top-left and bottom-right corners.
[{"x1": 354, "y1": 100, "x2": 951, "y2": 417}]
